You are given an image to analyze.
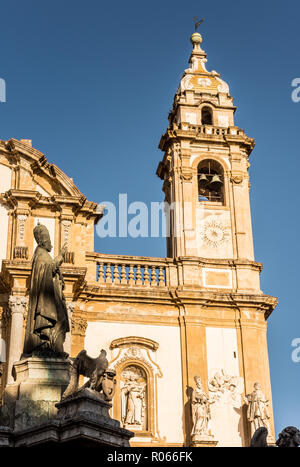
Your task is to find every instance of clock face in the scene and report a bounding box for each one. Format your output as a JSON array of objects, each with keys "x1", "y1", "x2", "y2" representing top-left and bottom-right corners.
[{"x1": 200, "y1": 218, "x2": 230, "y2": 248}]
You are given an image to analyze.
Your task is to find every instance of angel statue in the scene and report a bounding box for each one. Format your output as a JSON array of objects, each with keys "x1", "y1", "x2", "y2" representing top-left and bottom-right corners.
[
  {"x1": 62, "y1": 349, "x2": 116, "y2": 401},
  {"x1": 191, "y1": 376, "x2": 212, "y2": 437},
  {"x1": 23, "y1": 223, "x2": 69, "y2": 356},
  {"x1": 244, "y1": 382, "x2": 271, "y2": 437}
]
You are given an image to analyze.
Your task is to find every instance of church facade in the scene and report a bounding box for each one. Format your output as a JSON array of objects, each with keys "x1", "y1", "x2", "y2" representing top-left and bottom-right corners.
[{"x1": 0, "y1": 31, "x2": 277, "y2": 447}]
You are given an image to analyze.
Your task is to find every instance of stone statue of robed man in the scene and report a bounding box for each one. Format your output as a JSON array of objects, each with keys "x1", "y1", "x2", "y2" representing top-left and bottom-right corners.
[{"x1": 23, "y1": 223, "x2": 69, "y2": 356}]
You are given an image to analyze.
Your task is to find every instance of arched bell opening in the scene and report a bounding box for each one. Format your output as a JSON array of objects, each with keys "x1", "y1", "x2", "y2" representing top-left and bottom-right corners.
[
  {"x1": 201, "y1": 106, "x2": 213, "y2": 125},
  {"x1": 198, "y1": 159, "x2": 224, "y2": 203}
]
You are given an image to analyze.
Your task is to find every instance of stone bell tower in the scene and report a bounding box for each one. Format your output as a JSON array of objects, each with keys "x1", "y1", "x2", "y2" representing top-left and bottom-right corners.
[
  {"x1": 157, "y1": 31, "x2": 277, "y2": 446},
  {"x1": 157, "y1": 31, "x2": 255, "y2": 263}
]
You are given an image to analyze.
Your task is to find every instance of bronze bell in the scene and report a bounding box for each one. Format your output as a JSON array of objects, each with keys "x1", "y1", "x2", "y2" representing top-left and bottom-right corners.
[
  {"x1": 209, "y1": 174, "x2": 223, "y2": 190},
  {"x1": 198, "y1": 173, "x2": 209, "y2": 187}
]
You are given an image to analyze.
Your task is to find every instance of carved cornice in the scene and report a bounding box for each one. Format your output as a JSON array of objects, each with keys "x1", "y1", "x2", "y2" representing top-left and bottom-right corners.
[{"x1": 110, "y1": 336, "x2": 159, "y2": 352}]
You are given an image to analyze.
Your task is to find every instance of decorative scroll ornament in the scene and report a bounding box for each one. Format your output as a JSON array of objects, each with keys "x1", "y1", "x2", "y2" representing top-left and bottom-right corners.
[
  {"x1": 180, "y1": 170, "x2": 193, "y2": 181},
  {"x1": 231, "y1": 174, "x2": 244, "y2": 184}
]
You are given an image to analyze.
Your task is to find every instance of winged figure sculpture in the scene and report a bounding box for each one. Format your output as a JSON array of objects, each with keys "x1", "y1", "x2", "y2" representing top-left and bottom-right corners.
[{"x1": 62, "y1": 348, "x2": 116, "y2": 401}]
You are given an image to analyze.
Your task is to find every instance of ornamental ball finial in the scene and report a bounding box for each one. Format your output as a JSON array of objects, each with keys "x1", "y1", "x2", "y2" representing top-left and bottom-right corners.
[{"x1": 190, "y1": 32, "x2": 202, "y2": 46}]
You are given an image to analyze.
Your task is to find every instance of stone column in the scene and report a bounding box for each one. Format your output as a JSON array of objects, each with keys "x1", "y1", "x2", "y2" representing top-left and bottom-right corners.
[
  {"x1": 7, "y1": 296, "x2": 28, "y2": 384},
  {"x1": 64, "y1": 302, "x2": 75, "y2": 355}
]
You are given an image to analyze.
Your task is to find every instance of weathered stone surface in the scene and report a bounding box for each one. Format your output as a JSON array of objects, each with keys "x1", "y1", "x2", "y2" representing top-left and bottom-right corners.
[
  {"x1": 0, "y1": 426, "x2": 12, "y2": 447},
  {"x1": 0, "y1": 356, "x2": 70, "y2": 430},
  {"x1": 10, "y1": 388, "x2": 133, "y2": 447}
]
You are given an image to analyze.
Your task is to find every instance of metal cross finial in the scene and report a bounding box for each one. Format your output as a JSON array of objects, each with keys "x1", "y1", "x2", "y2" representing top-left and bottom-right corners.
[{"x1": 193, "y1": 17, "x2": 204, "y2": 31}]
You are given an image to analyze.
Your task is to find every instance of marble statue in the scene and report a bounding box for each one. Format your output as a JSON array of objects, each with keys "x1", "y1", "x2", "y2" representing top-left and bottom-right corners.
[
  {"x1": 276, "y1": 426, "x2": 300, "y2": 448},
  {"x1": 244, "y1": 382, "x2": 271, "y2": 437},
  {"x1": 191, "y1": 376, "x2": 211, "y2": 436},
  {"x1": 23, "y1": 223, "x2": 69, "y2": 355},
  {"x1": 62, "y1": 349, "x2": 116, "y2": 401},
  {"x1": 121, "y1": 366, "x2": 146, "y2": 427}
]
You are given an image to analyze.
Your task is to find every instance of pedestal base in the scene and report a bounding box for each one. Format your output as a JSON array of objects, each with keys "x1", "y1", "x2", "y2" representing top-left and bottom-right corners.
[
  {"x1": 191, "y1": 434, "x2": 218, "y2": 447},
  {"x1": 0, "y1": 356, "x2": 70, "y2": 431},
  {"x1": 11, "y1": 388, "x2": 133, "y2": 447}
]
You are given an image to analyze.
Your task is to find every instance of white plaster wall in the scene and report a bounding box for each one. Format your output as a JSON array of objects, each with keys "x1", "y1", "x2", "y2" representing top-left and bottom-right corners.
[
  {"x1": 206, "y1": 327, "x2": 239, "y2": 378},
  {"x1": 206, "y1": 327, "x2": 245, "y2": 446},
  {"x1": 0, "y1": 203, "x2": 9, "y2": 265},
  {"x1": 0, "y1": 164, "x2": 11, "y2": 193},
  {"x1": 0, "y1": 337, "x2": 6, "y2": 363},
  {"x1": 85, "y1": 321, "x2": 184, "y2": 444},
  {"x1": 36, "y1": 184, "x2": 50, "y2": 196},
  {"x1": 34, "y1": 217, "x2": 55, "y2": 257}
]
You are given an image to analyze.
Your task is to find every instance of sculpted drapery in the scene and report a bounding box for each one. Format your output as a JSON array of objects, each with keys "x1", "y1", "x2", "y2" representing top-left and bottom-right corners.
[
  {"x1": 23, "y1": 223, "x2": 69, "y2": 356},
  {"x1": 244, "y1": 382, "x2": 271, "y2": 437},
  {"x1": 191, "y1": 376, "x2": 211, "y2": 436}
]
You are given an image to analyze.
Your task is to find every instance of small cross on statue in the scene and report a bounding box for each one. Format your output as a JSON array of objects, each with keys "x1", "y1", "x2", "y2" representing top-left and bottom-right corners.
[{"x1": 193, "y1": 17, "x2": 204, "y2": 31}]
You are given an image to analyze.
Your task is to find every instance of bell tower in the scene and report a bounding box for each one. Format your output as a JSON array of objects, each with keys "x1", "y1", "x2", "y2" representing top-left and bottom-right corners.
[
  {"x1": 157, "y1": 31, "x2": 277, "y2": 446},
  {"x1": 157, "y1": 31, "x2": 256, "y2": 264}
]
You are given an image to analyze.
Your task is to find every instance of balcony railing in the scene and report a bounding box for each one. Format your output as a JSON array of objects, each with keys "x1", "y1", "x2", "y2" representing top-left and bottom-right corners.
[
  {"x1": 179, "y1": 123, "x2": 245, "y2": 137},
  {"x1": 90, "y1": 254, "x2": 168, "y2": 287}
]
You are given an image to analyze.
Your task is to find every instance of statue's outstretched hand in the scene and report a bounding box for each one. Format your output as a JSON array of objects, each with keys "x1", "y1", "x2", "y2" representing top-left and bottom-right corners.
[{"x1": 60, "y1": 242, "x2": 68, "y2": 257}]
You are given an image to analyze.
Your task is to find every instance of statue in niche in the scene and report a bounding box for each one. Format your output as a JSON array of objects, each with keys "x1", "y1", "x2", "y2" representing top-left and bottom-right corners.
[
  {"x1": 244, "y1": 382, "x2": 271, "y2": 437},
  {"x1": 23, "y1": 223, "x2": 69, "y2": 356},
  {"x1": 191, "y1": 376, "x2": 212, "y2": 437},
  {"x1": 121, "y1": 366, "x2": 147, "y2": 429}
]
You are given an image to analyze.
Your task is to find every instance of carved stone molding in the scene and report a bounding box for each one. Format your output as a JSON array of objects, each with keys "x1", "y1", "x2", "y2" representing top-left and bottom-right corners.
[
  {"x1": 61, "y1": 220, "x2": 72, "y2": 244},
  {"x1": 71, "y1": 315, "x2": 87, "y2": 336},
  {"x1": 17, "y1": 214, "x2": 28, "y2": 242},
  {"x1": 110, "y1": 336, "x2": 159, "y2": 352}
]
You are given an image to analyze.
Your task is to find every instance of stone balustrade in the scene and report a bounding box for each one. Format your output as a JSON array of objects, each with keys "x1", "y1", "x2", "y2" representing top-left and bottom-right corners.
[
  {"x1": 178, "y1": 123, "x2": 245, "y2": 137},
  {"x1": 95, "y1": 255, "x2": 167, "y2": 287}
]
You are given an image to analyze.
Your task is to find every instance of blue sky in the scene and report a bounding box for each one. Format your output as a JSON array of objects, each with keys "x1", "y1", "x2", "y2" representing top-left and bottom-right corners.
[{"x1": 1, "y1": 0, "x2": 299, "y2": 435}]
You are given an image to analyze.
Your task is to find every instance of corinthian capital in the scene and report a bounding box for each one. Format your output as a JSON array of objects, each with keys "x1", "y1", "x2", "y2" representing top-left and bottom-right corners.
[{"x1": 8, "y1": 296, "x2": 29, "y2": 315}]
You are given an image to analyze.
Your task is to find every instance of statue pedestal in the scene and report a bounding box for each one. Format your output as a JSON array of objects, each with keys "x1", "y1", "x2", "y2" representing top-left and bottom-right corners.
[
  {"x1": 191, "y1": 434, "x2": 218, "y2": 447},
  {"x1": 0, "y1": 356, "x2": 70, "y2": 431},
  {"x1": 12, "y1": 388, "x2": 133, "y2": 447}
]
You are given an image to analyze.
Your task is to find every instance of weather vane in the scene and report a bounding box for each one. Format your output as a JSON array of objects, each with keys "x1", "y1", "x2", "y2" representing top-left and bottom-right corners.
[{"x1": 193, "y1": 17, "x2": 204, "y2": 32}]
